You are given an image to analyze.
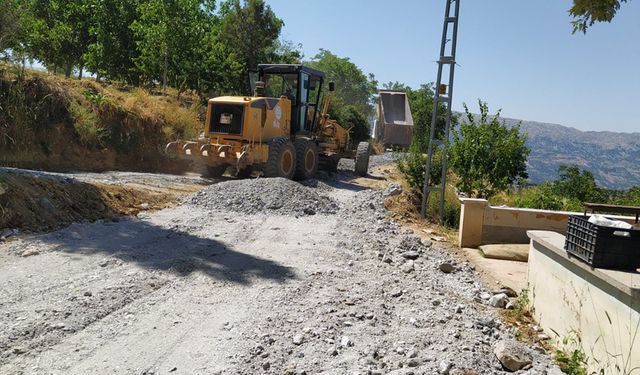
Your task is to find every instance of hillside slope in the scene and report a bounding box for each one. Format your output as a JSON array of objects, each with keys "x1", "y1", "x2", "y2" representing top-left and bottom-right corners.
[
  {"x1": 498, "y1": 117, "x2": 640, "y2": 189},
  {"x1": 0, "y1": 69, "x2": 202, "y2": 174}
]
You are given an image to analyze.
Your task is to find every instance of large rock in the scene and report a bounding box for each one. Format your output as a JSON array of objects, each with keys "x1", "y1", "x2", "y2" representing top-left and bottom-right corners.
[
  {"x1": 401, "y1": 251, "x2": 420, "y2": 260},
  {"x1": 38, "y1": 197, "x2": 55, "y2": 212},
  {"x1": 439, "y1": 262, "x2": 454, "y2": 274},
  {"x1": 384, "y1": 182, "x2": 403, "y2": 197},
  {"x1": 488, "y1": 293, "x2": 509, "y2": 308},
  {"x1": 494, "y1": 340, "x2": 533, "y2": 371}
]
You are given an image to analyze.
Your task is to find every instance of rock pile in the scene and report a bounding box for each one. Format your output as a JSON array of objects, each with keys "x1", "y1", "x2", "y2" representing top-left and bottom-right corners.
[{"x1": 187, "y1": 177, "x2": 339, "y2": 216}]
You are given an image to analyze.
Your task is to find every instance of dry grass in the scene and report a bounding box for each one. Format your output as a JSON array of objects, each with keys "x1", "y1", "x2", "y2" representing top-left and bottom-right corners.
[
  {"x1": 24, "y1": 70, "x2": 203, "y2": 143},
  {"x1": 1, "y1": 67, "x2": 203, "y2": 172},
  {"x1": 369, "y1": 139, "x2": 386, "y2": 155},
  {"x1": 380, "y1": 163, "x2": 459, "y2": 244}
]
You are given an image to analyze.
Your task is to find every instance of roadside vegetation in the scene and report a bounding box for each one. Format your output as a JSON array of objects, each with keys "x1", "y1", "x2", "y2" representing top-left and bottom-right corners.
[
  {"x1": 395, "y1": 93, "x2": 640, "y2": 228},
  {"x1": 0, "y1": 0, "x2": 377, "y2": 171},
  {"x1": 0, "y1": 66, "x2": 202, "y2": 172},
  {"x1": 492, "y1": 166, "x2": 640, "y2": 212}
]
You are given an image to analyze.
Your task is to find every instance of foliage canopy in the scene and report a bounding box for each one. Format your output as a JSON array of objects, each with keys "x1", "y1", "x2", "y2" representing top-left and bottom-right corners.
[
  {"x1": 570, "y1": 0, "x2": 629, "y2": 33},
  {"x1": 449, "y1": 100, "x2": 530, "y2": 199}
]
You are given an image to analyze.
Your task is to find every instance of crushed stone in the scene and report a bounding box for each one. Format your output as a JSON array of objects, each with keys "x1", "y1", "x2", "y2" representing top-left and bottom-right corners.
[{"x1": 187, "y1": 177, "x2": 339, "y2": 216}]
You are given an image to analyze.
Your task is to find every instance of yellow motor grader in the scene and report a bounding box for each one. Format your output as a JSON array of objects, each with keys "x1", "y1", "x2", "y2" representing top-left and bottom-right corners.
[{"x1": 166, "y1": 64, "x2": 370, "y2": 179}]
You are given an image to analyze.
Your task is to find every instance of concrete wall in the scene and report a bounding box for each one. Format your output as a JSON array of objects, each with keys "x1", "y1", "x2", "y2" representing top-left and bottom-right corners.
[
  {"x1": 458, "y1": 198, "x2": 636, "y2": 247},
  {"x1": 527, "y1": 231, "x2": 640, "y2": 374}
]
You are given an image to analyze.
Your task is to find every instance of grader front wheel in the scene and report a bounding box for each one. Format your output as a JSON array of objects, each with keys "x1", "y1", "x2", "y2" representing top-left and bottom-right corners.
[
  {"x1": 294, "y1": 139, "x2": 319, "y2": 180},
  {"x1": 264, "y1": 137, "x2": 296, "y2": 179},
  {"x1": 354, "y1": 141, "x2": 371, "y2": 177}
]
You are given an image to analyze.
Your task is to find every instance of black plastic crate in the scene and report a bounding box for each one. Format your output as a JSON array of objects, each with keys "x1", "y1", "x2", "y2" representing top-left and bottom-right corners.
[{"x1": 564, "y1": 215, "x2": 640, "y2": 270}]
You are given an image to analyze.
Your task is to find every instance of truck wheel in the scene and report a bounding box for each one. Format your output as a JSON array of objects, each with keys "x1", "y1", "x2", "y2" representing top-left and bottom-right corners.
[
  {"x1": 264, "y1": 137, "x2": 296, "y2": 179},
  {"x1": 294, "y1": 139, "x2": 319, "y2": 180},
  {"x1": 204, "y1": 165, "x2": 227, "y2": 178},
  {"x1": 354, "y1": 141, "x2": 370, "y2": 176}
]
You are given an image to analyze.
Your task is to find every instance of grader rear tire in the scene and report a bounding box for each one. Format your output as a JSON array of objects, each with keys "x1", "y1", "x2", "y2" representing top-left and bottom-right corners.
[
  {"x1": 204, "y1": 165, "x2": 227, "y2": 178},
  {"x1": 354, "y1": 141, "x2": 370, "y2": 177},
  {"x1": 264, "y1": 137, "x2": 296, "y2": 179},
  {"x1": 293, "y1": 139, "x2": 319, "y2": 180}
]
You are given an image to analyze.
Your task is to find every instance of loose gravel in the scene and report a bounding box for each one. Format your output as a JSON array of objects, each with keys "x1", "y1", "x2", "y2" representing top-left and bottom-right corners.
[
  {"x1": 187, "y1": 177, "x2": 339, "y2": 216},
  {"x1": 0, "y1": 153, "x2": 560, "y2": 374}
]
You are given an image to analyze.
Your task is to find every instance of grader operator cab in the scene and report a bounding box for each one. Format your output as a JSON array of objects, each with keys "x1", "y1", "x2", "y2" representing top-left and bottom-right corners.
[{"x1": 166, "y1": 64, "x2": 370, "y2": 179}]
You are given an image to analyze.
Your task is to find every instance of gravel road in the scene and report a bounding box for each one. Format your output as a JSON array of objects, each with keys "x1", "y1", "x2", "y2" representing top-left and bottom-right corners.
[{"x1": 0, "y1": 157, "x2": 560, "y2": 374}]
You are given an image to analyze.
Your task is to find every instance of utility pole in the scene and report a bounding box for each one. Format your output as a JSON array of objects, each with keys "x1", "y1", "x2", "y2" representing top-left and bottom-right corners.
[{"x1": 420, "y1": 0, "x2": 460, "y2": 222}]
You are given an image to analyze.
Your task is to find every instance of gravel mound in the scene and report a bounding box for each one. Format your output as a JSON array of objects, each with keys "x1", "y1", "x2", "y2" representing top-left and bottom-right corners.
[{"x1": 188, "y1": 177, "x2": 339, "y2": 216}]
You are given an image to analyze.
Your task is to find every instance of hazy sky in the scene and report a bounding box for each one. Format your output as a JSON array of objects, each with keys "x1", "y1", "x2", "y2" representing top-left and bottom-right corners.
[{"x1": 265, "y1": 0, "x2": 640, "y2": 133}]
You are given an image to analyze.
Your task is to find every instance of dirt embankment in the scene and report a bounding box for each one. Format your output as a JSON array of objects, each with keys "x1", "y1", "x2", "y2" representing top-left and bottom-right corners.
[
  {"x1": 0, "y1": 69, "x2": 202, "y2": 174},
  {"x1": 0, "y1": 170, "x2": 204, "y2": 234}
]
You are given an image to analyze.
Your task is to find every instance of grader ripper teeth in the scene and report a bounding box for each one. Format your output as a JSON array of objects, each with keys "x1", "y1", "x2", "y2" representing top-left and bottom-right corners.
[{"x1": 166, "y1": 64, "x2": 370, "y2": 179}]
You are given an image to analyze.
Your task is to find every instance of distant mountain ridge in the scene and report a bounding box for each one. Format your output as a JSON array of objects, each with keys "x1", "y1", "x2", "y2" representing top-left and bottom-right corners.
[{"x1": 497, "y1": 117, "x2": 640, "y2": 189}]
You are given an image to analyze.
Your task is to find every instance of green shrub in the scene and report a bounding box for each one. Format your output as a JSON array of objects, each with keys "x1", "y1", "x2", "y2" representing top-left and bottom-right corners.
[
  {"x1": 396, "y1": 149, "x2": 442, "y2": 200},
  {"x1": 426, "y1": 184, "x2": 460, "y2": 228},
  {"x1": 513, "y1": 182, "x2": 565, "y2": 211},
  {"x1": 554, "y1": 332, "x2": 590, "y2": 375},
  {"x1": 396, "y1": 149, "x2": 460, "y2": 228},
  {"x1": 68, "y1": 101, "x2": 104, "y2": 146},
  {"x1": 493, "y1": 181, "x2": 588, "y2": 212},
  {"x1": 82, "y1": 90, "x2": 109, "y2": 109}
]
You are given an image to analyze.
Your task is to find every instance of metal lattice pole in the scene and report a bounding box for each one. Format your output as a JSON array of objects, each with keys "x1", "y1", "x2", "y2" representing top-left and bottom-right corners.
[{"x1": 421, "y1": 0, "x2": 460, "y2": 222}]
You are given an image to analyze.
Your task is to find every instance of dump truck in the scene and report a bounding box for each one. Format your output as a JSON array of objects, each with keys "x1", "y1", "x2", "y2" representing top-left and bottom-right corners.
[
  {"x1": 373, "y1": 90, "x2": 414, "y2": 148},
  {"x1": 166, "y1": 64, "x2": 370, "y2": 179}
]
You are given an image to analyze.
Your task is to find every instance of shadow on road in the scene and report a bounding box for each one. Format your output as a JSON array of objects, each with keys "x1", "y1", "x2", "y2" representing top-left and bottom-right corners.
[{"x1": 36, "y1": 218, "x2": 295, "y2": 285}]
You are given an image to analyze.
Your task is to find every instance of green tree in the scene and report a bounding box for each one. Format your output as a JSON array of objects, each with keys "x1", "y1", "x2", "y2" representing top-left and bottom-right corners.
[
  {"x1": 404, "y1": 84, "x2": 452, "y2": 153},
  {"x1": 218, "y1": 0, "x2": 284, "y2": 93},
  {"x1": 382, "y1": 81, "x2": 411, "y2": 91},
  {"x1": 570, "y1": 0, "x2": 629, "y2": 33},
  {"x1": 266, "y1": 39, "x2": 303, "y2": 64},
  {"x1": 131, "y1": 0, "x2": 217, "y2": 92},
  {"x1": 85, "y1": 0, "x2": 141, "y2": 83},
  {"x1": 0, "y1": 0, "x2": 22, "y2": 54},
  {"x1": 24, "y1": 0, "x2": 95, "y2": 77},
  {"x1": 337, "y1": 105, "x2": 370, "y2": 144},
  {"x1": 618, "y1": 186, "x2": 640, "y2": 206},
  {"x1": 306, "y1": 49, "x2": 377, "y2": 119},
  {"x1": 552, "y1": 165, "x2": 605, "y2": 203},
  {"x1": 449, "y1": 100, "x2": 530, "y2": 198}
]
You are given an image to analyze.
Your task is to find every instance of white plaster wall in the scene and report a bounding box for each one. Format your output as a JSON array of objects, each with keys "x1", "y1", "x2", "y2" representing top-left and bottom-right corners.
[{"x1": 528, "y1": 239, "x2": 640, "y2": 374}]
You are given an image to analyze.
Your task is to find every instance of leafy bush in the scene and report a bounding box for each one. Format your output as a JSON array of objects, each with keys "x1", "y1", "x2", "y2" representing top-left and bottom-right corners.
[
  {"x1": 554, "y1": 332, "x2": 590, "y2": 375},
  {"x1": 82, "y1": 90, "x2": 109, "y2": 108},
  {"x1": 396, "y1": 149, "x2": 442, "y2": 200},
  {"x1": 514, "y1": 182, "x2": 571, "y2": 211},
  {"x1": 426, "y1": 184, "x2": 460, "y2": 228},
  {"x1": 68, "y1": 101, "x2": 104, "y2": 146},
  {"x1": 615, "y1": 186, "x2": 640, "y2": 206},
  {"x1": 492, "y1": 165, "x2": 625, "y2": 212},
  {"x1": 396, "y1": 149, "x2": 460, "y2": 228},
  {"x1": 339, "y1": 104, "x2": 370, "y2": 144},
  {"x1": 449, "y1": 100, "x2": 530, "y2": 199},
  {"x1": 553, "y1": 165, "x2": 605, "y2": 203}
]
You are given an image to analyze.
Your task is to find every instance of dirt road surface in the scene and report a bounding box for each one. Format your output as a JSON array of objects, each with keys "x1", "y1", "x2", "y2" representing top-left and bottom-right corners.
[{"x1": 0, "y1": 158, "x2": 559, "y2": 374}]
